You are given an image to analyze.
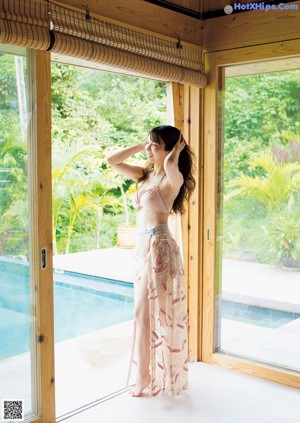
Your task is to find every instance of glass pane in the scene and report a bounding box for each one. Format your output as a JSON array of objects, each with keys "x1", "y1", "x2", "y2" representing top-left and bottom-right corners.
[
  {"x1": 51, "y1": 62, "x2": 168, "y2": 416},
  {"x1": 216, "y1": 59, "x2": 300, "y2": 373},
  {"x1": 0, "y1": 46, "x2": 38, "y2": 419}
]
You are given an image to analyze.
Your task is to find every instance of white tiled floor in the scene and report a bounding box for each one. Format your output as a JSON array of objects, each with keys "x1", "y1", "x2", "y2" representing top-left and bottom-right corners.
[
  {"x1": 54, "y1": 251, "x2": 300, "y2": 421},
  {"x1": 57, "y1": 362, "x2": 300, "y2": 423},
  {"x1": 55, "y1": 321, "x2": 133, "y2": 416}
]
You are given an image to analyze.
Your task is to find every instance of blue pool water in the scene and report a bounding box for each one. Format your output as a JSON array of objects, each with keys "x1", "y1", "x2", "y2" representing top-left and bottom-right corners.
[
  {"x1": 1, "y1": 261, "x2": 300, "y2": 360},
  {"x1": 221, "y1": 300, "x2": 300, "y2": 329},
  {"x1": 0, "y1": 267, "x2": 134, "y2": 360},
  {"x1": 54, "y1": 272, "x2": 134, "y2": 342}
]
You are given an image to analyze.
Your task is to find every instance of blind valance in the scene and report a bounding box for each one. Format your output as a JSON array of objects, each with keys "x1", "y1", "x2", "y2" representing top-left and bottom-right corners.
[{"x1": 0, "y1": 0, "x2": 207, "y2": 87}]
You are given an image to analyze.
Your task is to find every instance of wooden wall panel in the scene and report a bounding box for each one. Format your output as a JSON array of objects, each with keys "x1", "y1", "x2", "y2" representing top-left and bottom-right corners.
[
  {"x1": 203, "y1": 0, "x2": 252, "y2": 13},
  {"x1": 188, "y1": 86, "x2": 203, "y2": 362},
  {"x1": 170, "y1": 82, "x2": 203, "y2": 362},
  {"x1": 169, "y1": 82, "x2": 185, "y2": 130},
  {"x1": 170, "y1": 82, "x2": 189, "y2": 298},
  {"x1": 202, "y1": 52, "x2": 217, "y2": 364},
  {"x1": 202, "y1": 1, "x2": 300, "y2": 52},
  {"x1": 210, "y1": 38, "x2": 300, "y2": 64}
]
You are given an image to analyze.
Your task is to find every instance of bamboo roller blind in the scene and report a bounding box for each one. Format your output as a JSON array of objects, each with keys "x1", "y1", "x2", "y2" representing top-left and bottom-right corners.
[
  {"x1": 0, "y1": 0, "x2": 50, "y2": 50},
  {"x1": 0, "y1": 0, "x2": 207, "y2": 87}
]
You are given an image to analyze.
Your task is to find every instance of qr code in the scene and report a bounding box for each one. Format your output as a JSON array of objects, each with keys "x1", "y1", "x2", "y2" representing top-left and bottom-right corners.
[{"x1": 2, "y1": 400, "x2": 24, "y2": 421}]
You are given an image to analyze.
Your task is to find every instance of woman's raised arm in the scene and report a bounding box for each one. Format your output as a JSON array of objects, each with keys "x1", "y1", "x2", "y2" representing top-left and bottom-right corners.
[
  {"x1": 163, "y1": 136, "x2": 185, "y2": 188},
  {"x1": 107, "y1": 142, "x2": 145, "y2": 181}
]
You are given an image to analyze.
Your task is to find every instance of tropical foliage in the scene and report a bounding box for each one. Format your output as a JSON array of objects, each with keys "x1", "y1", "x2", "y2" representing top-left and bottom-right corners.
[
  {"x1": 1, "y1": 52, "x2": 300, "y2": 267},
  {"x1": 226, "y1": 154, "x2": 300, "y2": 213},
  {"x1": 0, "y1": 53, "x2": 29, "y2": 257},
  {"x1": 50, "y1": 64, "x2": 167, "y2": 254},
  {"x1": 222, "y1": 71, "x2": 300, "y2": 266}
]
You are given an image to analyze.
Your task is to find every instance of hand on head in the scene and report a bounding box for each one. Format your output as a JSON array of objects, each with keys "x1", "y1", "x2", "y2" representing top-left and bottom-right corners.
[{"x1": 174, "y1": 133, "x2": 186, "y2": 153}]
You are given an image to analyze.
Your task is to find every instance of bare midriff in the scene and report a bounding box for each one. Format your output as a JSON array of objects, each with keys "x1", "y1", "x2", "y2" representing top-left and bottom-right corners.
[{"x1": 136, "y1": 208, "x2": 169, "y2": 231}]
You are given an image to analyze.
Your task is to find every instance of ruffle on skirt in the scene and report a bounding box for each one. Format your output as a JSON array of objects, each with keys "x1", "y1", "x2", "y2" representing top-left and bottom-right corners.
[{"x1": 127, "y1": 224, "x2": 189, "y2": 396}]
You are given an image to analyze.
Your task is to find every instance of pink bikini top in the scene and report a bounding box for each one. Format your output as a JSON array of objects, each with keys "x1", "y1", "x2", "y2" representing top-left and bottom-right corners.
[{"x1": 133, "y1": 174, "x2": 171, "y2": 214}]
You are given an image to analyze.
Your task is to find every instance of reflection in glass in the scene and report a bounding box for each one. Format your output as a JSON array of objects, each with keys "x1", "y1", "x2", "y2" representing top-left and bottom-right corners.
[{"x1": 216, "y1": 62, "x2": 300, "y2": 373}]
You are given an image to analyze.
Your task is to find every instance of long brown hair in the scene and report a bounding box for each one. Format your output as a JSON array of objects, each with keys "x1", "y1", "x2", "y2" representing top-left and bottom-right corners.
[{"x1": 137, "y1": 125, "x2": 196, "y2": 214}]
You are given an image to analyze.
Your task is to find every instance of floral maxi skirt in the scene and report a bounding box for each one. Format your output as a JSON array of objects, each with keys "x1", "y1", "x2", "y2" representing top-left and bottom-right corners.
[{"x1": 127, "y1": 224, "x2": 189, "y2": 396}]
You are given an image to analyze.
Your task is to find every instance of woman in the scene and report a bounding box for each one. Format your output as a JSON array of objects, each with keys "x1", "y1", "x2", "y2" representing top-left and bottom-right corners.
[{"x1": 107, "y1": 125, "x2": 196, "y2": 397}]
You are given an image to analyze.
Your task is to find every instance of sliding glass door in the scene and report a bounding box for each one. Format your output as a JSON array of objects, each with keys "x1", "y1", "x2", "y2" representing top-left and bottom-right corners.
[
  {"x1": 215, "y1": 59, "x2": 300, "y2": 373},
  {"x1": 0, "y1": 45, "x2": 39, "y2": 421}
]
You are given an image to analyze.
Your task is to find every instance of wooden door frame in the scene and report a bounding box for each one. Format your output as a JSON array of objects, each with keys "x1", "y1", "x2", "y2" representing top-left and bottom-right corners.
[
  {"x1": 32, "y1": 60, "x2": 202, "y2": 421},
  {"x1": 31, "y1": 59, "x2": 202, "y2": 422},
  {"x1": 169, "y1": 83, "x2": 204, "y2": 363},
  {"x1": 34, "y1": 50, "x2": 56, "y2": 422},
  {"x1": 0, "y1": 46, "x2": 54, "y2": 423},
  {"x1": 202, "y1": 39, "x2": 300, "y2": 389}
]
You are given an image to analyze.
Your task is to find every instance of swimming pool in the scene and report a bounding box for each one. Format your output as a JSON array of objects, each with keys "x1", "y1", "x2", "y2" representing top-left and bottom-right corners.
[
  {"x1": 1, "y1": 261, "x2": 300, "y2": 360},
  {"x1": 0, "y1": 268, "x2": 134, "y2": 360},
  {"x1": 221, "y1": 300, "x2": 300, "y2": 329},
  {"x1": 54, "y1": 272, "x2": 134, "y2": 342}
]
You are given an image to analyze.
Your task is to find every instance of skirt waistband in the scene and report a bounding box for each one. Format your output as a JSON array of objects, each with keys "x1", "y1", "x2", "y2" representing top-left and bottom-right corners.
[{"x1": 137, "y1": 224, "x2": 170, "y2": 237}]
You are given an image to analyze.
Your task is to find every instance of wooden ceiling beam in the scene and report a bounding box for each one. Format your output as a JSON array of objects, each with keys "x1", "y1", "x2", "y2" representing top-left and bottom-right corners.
[{"x1": 51, "y1": 0, "x2": 203, "y2": 47}]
